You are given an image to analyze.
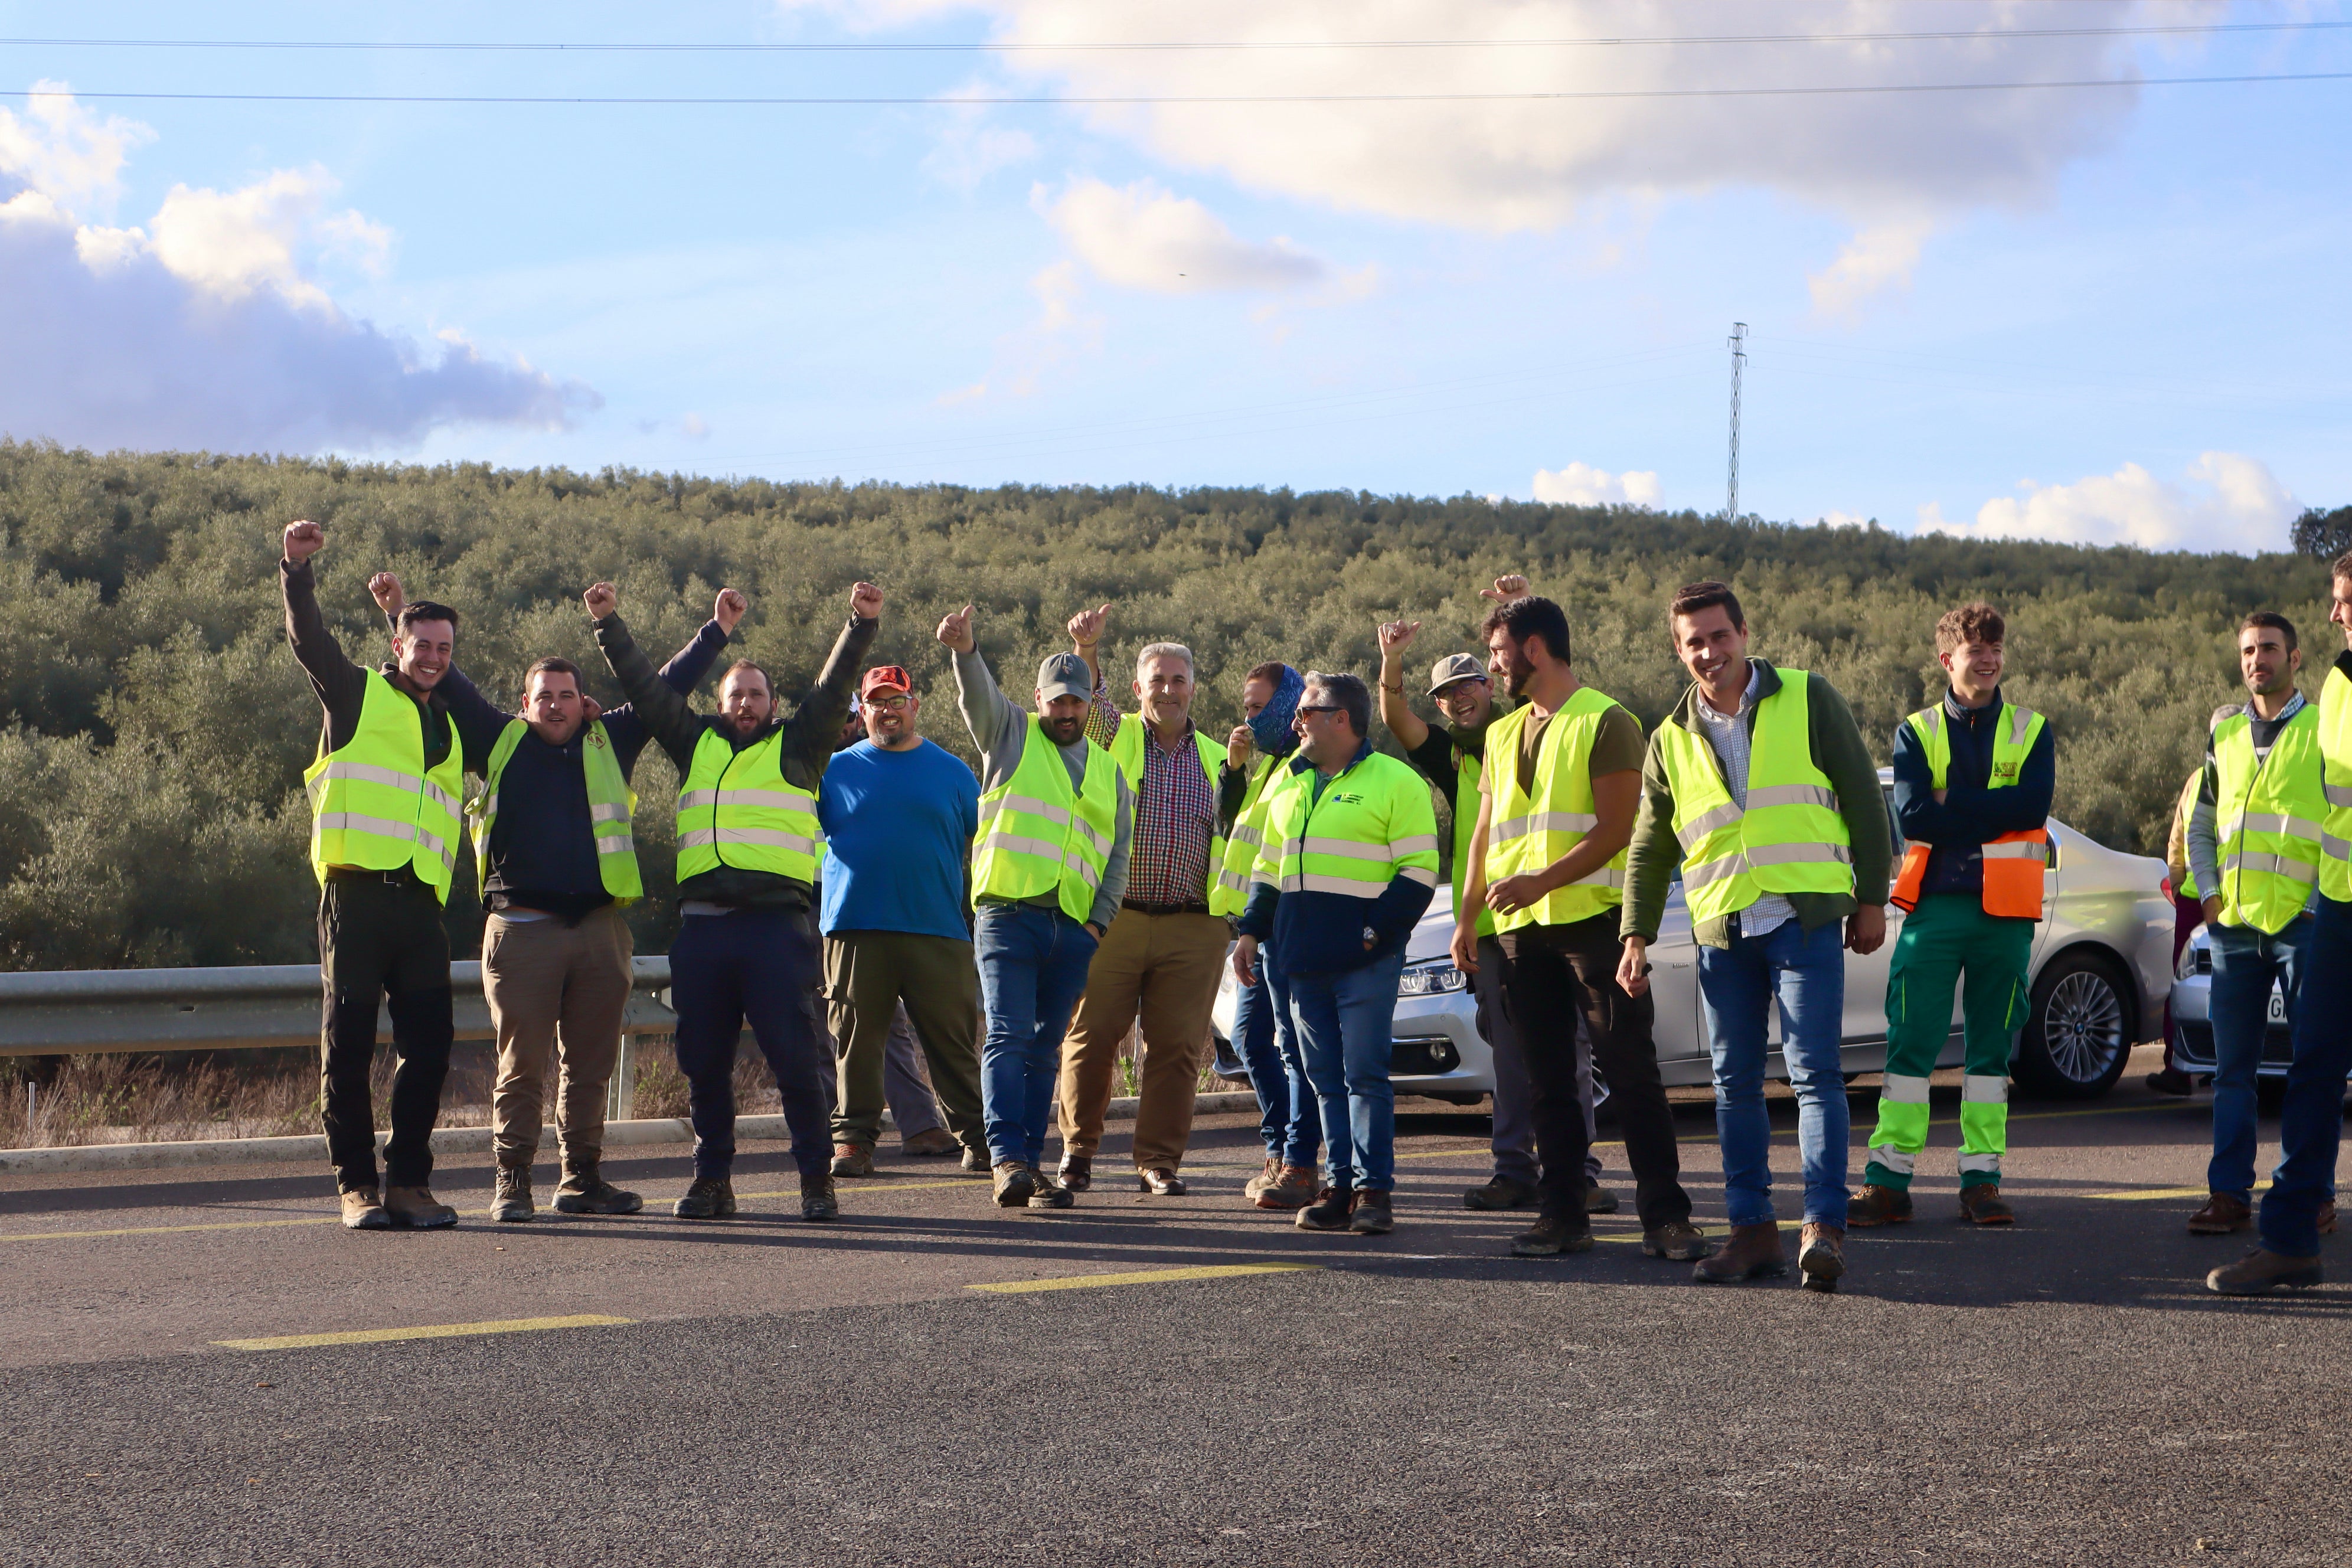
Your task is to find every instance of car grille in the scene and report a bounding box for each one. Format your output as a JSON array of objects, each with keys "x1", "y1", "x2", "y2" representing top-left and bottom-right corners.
[{"x1": 2170, "y1": 1018, "x2": 2294, "y2": 1072}]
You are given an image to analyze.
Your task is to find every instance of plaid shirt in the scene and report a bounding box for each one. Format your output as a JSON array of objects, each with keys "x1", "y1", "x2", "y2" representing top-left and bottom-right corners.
[{"x1": 1087, "y1": 676, "x2": 1216, "y2": 907}]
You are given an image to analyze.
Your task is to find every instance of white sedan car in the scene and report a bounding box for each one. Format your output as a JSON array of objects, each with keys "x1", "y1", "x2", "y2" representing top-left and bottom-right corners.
[{"x1": 1213, "y1": 772, "x2": 2174, "y2": 1103}]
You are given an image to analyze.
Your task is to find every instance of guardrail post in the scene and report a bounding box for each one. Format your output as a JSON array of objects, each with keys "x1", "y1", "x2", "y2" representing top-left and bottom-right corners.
[{"x1": 609, "y1": 1030, "x2": 635, "y2": 1123}]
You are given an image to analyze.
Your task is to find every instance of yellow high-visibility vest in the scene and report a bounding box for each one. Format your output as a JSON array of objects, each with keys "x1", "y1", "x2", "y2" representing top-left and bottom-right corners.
[{"x1": 303, "y1": 671, "x2": 466, "y2": 903}]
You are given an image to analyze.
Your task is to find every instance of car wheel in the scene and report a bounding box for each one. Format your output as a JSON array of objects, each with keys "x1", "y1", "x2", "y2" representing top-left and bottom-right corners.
[{"x1": 2014, "y1": 949, "x2": 2135, "y2": 1099}]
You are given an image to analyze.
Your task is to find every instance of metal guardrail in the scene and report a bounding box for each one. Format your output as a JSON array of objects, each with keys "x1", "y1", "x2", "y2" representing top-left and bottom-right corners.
[{"x1": 0, "y1": 958, "x2": 678, "y2": 1121}]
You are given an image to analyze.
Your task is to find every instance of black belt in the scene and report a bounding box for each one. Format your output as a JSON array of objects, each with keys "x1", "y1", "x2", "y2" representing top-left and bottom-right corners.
[
  {"x1": 1122, "y1": 899, "x2": 1213, "y2": 917},
  {"x1": 325, "y1": 865, "x2": 426, "y2": 887}
]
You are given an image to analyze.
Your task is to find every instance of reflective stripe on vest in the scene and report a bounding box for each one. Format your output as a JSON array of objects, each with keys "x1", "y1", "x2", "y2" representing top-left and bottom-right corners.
[
  {"x1": 2213, "y1": 701, "x2": 2324, "y2": 934},
  {"x1": 302, "y1": 670, "x2": 466, "y2": 902},
  {"x1": 1252, "y1": 750, "x2": 1440, "y2": 900},
  {"x1": 1889, "y1": 701, "x2": 2049, "y2": 921},
  {"x1": 674, "y1": 727, "x2": 819, "y2": 884},
  {"x1": 468, "y1": 718, "x2": 643, "y2": 904},
  {"x1": 1653, "y1": 667, "x2": 1853, "y2": 926},
  {"x1": 1109, "y1": 714, "x2": 1228, "y2": 906},
  {"x1": 972, "y1": 717, "x2": 1119, "y2": 923},
  {"x1": 2319, "y1": 665, "x2": 2352, "y2": 905},
  {"x1": 1481, "y1": 687, "x2": 1632, "y2": 933},
  {"x1": 1211, "y1": 753, "x2": 1277, "y2": 917}
]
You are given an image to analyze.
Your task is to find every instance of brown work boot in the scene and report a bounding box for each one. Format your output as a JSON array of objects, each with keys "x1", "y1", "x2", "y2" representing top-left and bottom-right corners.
[
  {"x1": 801, "y1": 1172, "x2": 839, "y2": 1221},
  {"x1": 1847, "y1": 1183, "x2": 1913, "y2": 1227},
  {"x1": 1798, "y1": 1223, "x2": 1847, "y2": 1293},
  {"x1": 901, "y1": 1127, "x2": 960, "y2": 1157},
  {"x1": 1692, "y1": 1223, "x2": 1788, "y2": 1284},
  {"x1": 339, "y1": 1185, "x2": 390, "y2": 1231},
  {"x1": 552, "y1": 1157, "x2": 643, "y2": 1215},
  {"x1": 1243, "y1": 1156, "x2": 1283, "y2": 1201},
  {"x1": 1057, "y1": 1153, "x2": 1094, "y2": 1193},
  {"x1": 383, "y1": 1185, "x2": 458, "y2": 1229},
  {"x1": 1296, "y1": 1185, "x2": 1355, "y2": 1232},
  {"x1": 1027, "y1": 1165, "x2": 1075, "y2": 1210},
  {"x1": 991, "y1": 1162, "x2": 1038, "y2": 1208},
  {"x1": 830, "y1": 1143, "x2": 874, "y2": 1178},
  {"x1": 2207, "y1": 1247, "x2": 2322, "y2": 1296},
  {"x1": 1511, "y1": 1215, "x2": 1593, "y2": 1256},
  {"x1": 2188, "y1": 1192, "x2": 2253, "y2": 1234},
  {"x1": 1958, "y1": 1184, "x2": 2015, "y2": 1226},
  {"x1": 1462, "y1": 1175, "x2": 1538, "y2": 1211},
  {"x1": 489, "y1": 1166, "x2": 534, "y2": 1223},
  {"x1": 1642, "y1": 1220, "x2": 1715, "y2": 1262},
  {"x1": 1255, "y1": 1164, "x2": 1318, "y2": 1211},
  {"x1": 1585, "y1": 1181, "x2": 1621, "y2": 1215}
]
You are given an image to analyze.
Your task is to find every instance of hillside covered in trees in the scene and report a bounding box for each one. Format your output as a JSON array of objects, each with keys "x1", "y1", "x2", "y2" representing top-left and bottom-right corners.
[{"x1": 0, "y1": 442, "x2": 2331, "y2": 970}]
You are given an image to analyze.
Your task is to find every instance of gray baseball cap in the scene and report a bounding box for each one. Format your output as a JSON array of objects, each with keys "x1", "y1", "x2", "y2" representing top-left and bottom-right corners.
[
  {"x1": 1427, "y1": 653, "x2": 1488, "y2": 696},
  {"x1": 1037, "y1": 652, "x2": 1094, "y2": 702}
]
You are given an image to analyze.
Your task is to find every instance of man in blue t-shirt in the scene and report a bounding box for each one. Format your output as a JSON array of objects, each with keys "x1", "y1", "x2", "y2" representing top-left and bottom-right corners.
[{"x1": 820, "y1": 665, "x2": 989, "y2": 1174}]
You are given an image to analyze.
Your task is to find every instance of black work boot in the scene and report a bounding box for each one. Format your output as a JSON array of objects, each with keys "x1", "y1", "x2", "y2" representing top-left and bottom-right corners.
[
  {"x1": 1348, "y1": 1190, "x2": 1394, "y2": 1234},
  {"x1": 801, "y1": 1172, "x2": 839, "y2": 1221},
  {"x1": 674, "y1": 1175, "x2": 736, "y2": 1219},
  {"x1": 1296, "y1": 1185, "x2": 1355, "y2": 1232},
  {"x1": 489, "y1": 1167, "x2": 534, "y2": 1223},
  {"x1": 1463, "y1": 1175, "x2": 1538, "y2": 1211},
  {"x1": 553, "y1": 1156, "x2": 643, "y2": 1216}
]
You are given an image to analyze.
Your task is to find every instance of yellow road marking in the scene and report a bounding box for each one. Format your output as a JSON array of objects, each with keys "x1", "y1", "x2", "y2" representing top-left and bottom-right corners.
[
  {"x1": 215, "y1": 1314, "x2": 633, "y2": 1351},
  {"x1": 2088, "y1": 1182, "x2": 2267, "y2": 1201},
  {"x1": 0, "y1": 1216, "x2": 336, "y2": 1243},
  {"x1": 969, "y1": 1262, "x2": 1319, "y2": 1293}
]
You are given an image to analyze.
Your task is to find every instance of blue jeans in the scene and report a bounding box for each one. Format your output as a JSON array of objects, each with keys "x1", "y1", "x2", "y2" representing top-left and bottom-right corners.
[
  {"x1": 2207, "y1": 913, "x2": 2312, "y2": 1200},
  {"x1": 974, "y1": 903, "x2": 1099, "y2": 1168},
  {"x1": 1288, "y1": 952, "x2": 1408, "y2": 1193},
  {"x1": 2260, "y1": 896, "x2": 2350, "y2": 1256},
  {"x1": 1232, "y1": 958, "x2": 1320, "y2": 1167},
  {"x1": 669, "y1": 908, "x2": 833, "y2": 1180},
  {"x1": 1696, "y1": 916, "x2": 1850, "y2": 1228}
]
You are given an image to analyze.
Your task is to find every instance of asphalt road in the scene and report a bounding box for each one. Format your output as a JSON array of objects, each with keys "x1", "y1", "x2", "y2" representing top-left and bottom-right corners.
[{"x1": 5, "y1": 1043, "x2": 2350, "y2": 1567}]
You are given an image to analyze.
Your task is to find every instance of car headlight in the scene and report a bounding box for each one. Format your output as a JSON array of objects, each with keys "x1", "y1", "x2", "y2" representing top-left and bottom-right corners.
[{"x1": 1397, "y1": 961, "x2": 1469, "y2": 998}]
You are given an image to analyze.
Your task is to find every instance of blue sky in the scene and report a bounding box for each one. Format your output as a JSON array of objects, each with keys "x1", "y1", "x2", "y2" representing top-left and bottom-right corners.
[{"x1": 0, "y1": 1, "x2": 2346, "y2": 551}]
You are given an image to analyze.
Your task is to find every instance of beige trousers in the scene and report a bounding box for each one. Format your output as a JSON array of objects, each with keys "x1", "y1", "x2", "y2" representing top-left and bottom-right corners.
[
  {"x1": 482, "y1": 906, "x2": 634, "y2": 1171},
  {"x1": 1056, "y1": 909, "x2": 1227, "y2": 1170}
]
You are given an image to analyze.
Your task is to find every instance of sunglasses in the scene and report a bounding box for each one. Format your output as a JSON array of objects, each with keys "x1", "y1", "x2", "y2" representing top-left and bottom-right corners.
[{"x1": 1295, "y1": 705, "x2": 1344, "y2": 719}]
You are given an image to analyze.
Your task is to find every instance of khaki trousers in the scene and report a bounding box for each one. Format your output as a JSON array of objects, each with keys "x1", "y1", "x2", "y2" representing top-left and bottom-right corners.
[
  {"x1": 482, "y1": 906, "x2": 633, "y2": 1172},
  {"x1": 824, "y1": 930, "x2": 988, "y2": 1158},
  {"x1": 1057, "y1": 909, "x2": 1227, "y2": 1170}
]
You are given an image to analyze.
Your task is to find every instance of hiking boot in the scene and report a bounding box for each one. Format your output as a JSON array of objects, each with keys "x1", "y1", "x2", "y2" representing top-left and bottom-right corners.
[
  {"x1": 2188, "y1": 1192, "x2": 2252, "y2": 1235},
  {"x1": 992, "y1": 1162, "x2": 1037, "y2": 1208},
  {"x1": 552, "y1": 1158, "x2": 643, "y2": 1216},
  {"x1": 1511, "y1": 1215, "x2": 1594, "y2": 1256},
  {"x1": 1296, "y1": 1185, "x2": 1355, "y2": 1231},
  {"x1": 1692, "y1": 1223, "x2": 1788, "y2": 1284},
  {"x1": 384, "y1": 1185, "x2": 458, "y2": 1229},
  {"x1": 901, "y1": 1127, "x2": 959, "y2": 1157},
  {"x1": 489, "y1": 1167, "x2": 534, "y2": 1223},
  {"x1": 1028, "y1": 1166, "x2": 1075, "y2": 1210},
  {"x1": 2145, "y1": 1067, "x2": 2196, "y2": 1096},
  {"x1": 1798, "y1": 1223, "x2": 1847, "y2": 1293},
  {"x1": 1958, "y1": 1184, "x2": 2015, "y2": 1226},
  {"x1": 1244, "y1": 1156, "x2": 1284, "y2": 1201},
  {"x1": 1138, "y1": 1167, "x2": 1187, "y2": 1196},
  {"x1": 1348, "y1": 1190, "x2": 1394, "y2": 1234},
  {"x1": 1057, "y1": 1154, "x2": 1094, "y2": 1193},
  {"x1": 1586, "y1": 1181, "x2": 1621, "y2": 1215},
  {"x1": 674, "y1": 1176, "x2": 737, "y2": 1219},
  {"x1": 1847, "y1": 1183, "x2": 1913, "y2": 1227},
  {"x1": 1255, "y1": 1164, "x2": 1319, "y2": 1211},
  {"x1": 1463, "y1": 1175, "x2": 1538, "y2": 1211},
  {"x1": 2207, "y1": 1247, "x2": 2323, "y2": 1296},
  {"x1": 961, "y1": 1145, "x2": 991, "y2": 1174},
  {"x1": 339, "y1": 1185, "x2": 390, "y2": 1231},
  {"x1": 1642, "y1": 1220, "x2": 1716, "y2": 1262},
  {"x1": 801, "y1": 1172, "x2": 839, "y2": 1221},
  {"x1": 830, "y1": 1143, "x2": 874, "y2": 1178}
]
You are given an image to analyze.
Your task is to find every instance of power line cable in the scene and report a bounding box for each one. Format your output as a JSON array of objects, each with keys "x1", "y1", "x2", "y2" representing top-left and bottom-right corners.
[{"x1": 5, "y1": 72, "x2": 2348, "y2": 106}]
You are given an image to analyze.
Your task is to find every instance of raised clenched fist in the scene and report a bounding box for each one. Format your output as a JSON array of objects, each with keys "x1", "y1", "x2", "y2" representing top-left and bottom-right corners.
[
  {"x1": 1479, "y1": 574, "x2": 1530, "y2": 605},
  {"x1": 583, "y1": 582, "x2": 619, "y2": 620},
  {"x1": 283, "y1": 520, "x2": 324, "y2": 563},
  {"x1": 936, "y1": 603, "x2": 976, "y2": 655},
  {"x1": 1066, "y1": 603, "x2": 1110, "y2": 649},
  {"x1": 1377, "y1": 619, "x2": 1422, "y2": 654},
  {"x1": 368, "y1": 573, "x2": 404, "y2": 619},
  {"x1": 850, "y1": 582, "x2": 884, "y2": 620},
  {"x1": 714, "y1": 587, "x2": 747, "y2": 633}
]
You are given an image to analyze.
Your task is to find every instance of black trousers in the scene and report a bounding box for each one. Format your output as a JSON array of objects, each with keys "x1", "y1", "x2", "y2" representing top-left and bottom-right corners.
[
  {"x1": 318, "y1": 876, "x2": 454, "y2": 1191},
  {"x1": 1497, "y1": 913, "x2": 1691, "y2": 1230}
]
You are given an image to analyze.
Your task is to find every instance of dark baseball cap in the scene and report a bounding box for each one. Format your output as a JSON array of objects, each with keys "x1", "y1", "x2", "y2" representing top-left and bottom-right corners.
[
  {"x1": 1427, "y1": 653, "x2": 1488, "y2": 696},
  {"x1": 1037, "y1": 652, "x2": 1093, "y2": 702}
]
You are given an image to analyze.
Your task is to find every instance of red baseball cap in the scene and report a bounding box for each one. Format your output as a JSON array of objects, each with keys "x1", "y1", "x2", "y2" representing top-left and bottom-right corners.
[{"x1": 859, "y1": 665, "x2": 912, "y2": 700}]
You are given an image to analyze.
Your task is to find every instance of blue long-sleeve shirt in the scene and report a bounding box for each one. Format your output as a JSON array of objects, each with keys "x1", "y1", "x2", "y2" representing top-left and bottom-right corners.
[{"x1": 1890, "y1": 687, "x2": 2055, "y2": 901}]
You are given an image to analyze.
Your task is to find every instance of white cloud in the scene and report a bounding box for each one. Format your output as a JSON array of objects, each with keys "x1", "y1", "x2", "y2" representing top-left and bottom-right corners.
[
  {"x1": 1037, "y1": 177, "x2": 1328, "y2": 293},
  {"x1": 922, "y1": 103, "x2": 1039, "y2": 189},
  {"x1": 1533, "y1": 461, "x2": 1661, "y2": 508},
  {"x1": 1919, "y1": 453, "x2": 2299, "y2": 553},
  {"x1": 1808, "y1": 217, "x2": 1935, "y2": 318},
  {"x1": 0, "y1": 85, "x2": 594, "y2": 450},
  {"x1": 785, "y1": 1, "x2": 2184, "y2": 231}
]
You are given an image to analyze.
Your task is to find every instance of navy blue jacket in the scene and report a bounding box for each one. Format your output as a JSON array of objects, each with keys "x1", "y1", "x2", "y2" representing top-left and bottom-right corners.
[
  {"x1": 1890, "y1": 688, "x2": 2055, "y2": 900},
  {"x1": 1236, "y1": 740, "x2": 1439, "y2": 976}
]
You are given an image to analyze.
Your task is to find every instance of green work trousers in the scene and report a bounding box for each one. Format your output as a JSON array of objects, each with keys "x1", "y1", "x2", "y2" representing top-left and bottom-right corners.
[
  {"x1": 1866, "y1": 893, "x2": 2033, "y2": 1191},
  {"x1": 824, "y1": 929, "x2": 988, "y2": 1159}
]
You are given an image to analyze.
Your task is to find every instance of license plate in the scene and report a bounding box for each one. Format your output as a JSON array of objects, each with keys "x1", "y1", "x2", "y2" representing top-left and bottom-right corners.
[{"x1": 2270, "y1": 988, "x2": 2289, "y2": 1024}]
